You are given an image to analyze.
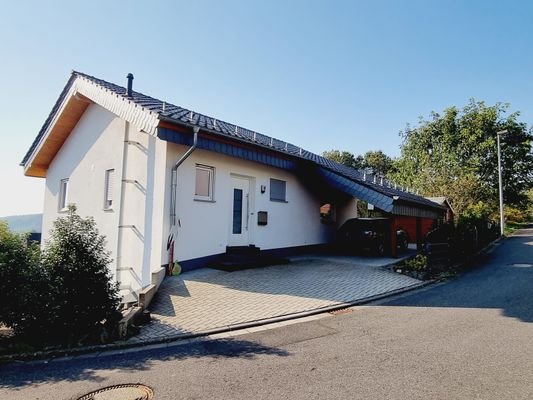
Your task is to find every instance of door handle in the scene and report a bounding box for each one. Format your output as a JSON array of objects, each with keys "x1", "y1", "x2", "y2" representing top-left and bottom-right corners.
[{"x1": 246, "y1": 193, "x2": 249, "y2": 230}]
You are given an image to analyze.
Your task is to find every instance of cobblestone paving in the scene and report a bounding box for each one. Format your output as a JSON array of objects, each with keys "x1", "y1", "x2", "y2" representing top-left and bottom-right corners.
[{"x1": 130, "y1": 255, "x2": 422, "y2": 342}]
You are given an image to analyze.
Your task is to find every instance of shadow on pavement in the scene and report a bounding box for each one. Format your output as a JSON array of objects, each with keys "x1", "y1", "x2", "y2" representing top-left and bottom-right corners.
[
  {"x1": 381, "y1": 229, "x2": 533, "y2": 324},
  {"x1": 0, "y1": 338, "x2": 290, "y2": 389}
]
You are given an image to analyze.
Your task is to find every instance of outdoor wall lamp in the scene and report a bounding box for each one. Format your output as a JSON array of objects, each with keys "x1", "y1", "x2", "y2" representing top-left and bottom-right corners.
[{"x1": 260, "y1": 185, "x2": 266, "y2": 194}]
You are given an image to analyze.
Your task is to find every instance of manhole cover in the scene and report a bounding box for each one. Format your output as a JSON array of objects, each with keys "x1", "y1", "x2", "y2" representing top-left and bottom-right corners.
[
  {"x1": 510, "y1": 263, "x2": 533, "y2": 268},
  {"x1": 76, "y1": 384, "x2": 154, "y2": 400}
]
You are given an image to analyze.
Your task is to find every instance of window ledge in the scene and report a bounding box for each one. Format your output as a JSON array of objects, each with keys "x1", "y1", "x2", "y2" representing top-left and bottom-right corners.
[
  {"x1": 194, "y1": 198, "x2": 216, "y2": 203},
  {"x1": 270, "y1": 199, "x2": 288, "y2": 203}
]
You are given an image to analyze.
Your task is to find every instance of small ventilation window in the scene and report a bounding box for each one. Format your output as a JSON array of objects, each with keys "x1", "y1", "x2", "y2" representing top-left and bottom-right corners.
[
  {"x1": 58, "y1": 178, "x2": 69, "y2": 212},
  {"x1": 104, "y1": 169, "x2": 114, "y2": 210}
]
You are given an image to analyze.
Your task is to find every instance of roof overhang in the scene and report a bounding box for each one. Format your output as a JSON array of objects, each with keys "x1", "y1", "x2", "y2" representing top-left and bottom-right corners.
[
  {"x1": 316, "y1": 167, "x2": 445, "y2": 218},
  {"x1": 20, "y1": 71, "x2": 448, "y2": 219},
  {"x1": 316, "y1": 167, "x2": 394, "y2": 212},
  {"x1": 21, "y1": 74, "x2": 159, "y2": 178}
]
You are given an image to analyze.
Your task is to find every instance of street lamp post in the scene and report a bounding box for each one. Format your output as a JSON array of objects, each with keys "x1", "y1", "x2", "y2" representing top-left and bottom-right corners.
[{"x1": 497, "y1": 129, "x2": 508, "y2": 236}]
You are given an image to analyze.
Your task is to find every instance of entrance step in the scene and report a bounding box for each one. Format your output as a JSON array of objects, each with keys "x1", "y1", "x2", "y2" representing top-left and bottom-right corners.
[
  {"x1": 211, "y1": 246, "x2": 289, "y2": 272},
  {"x1": 225, "y1": 245, "x2": 261, "y2": 256}
]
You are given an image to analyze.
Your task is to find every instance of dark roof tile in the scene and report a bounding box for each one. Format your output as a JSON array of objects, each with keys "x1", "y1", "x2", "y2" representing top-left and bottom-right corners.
[{"x1": 24, "y1": 71, "x2": 443, "y2": 211}]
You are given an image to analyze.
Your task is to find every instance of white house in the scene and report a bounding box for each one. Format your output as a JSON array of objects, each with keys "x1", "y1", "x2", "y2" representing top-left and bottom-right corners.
[{"x1": 21, "y1": 72, "x2": 444, "y2": 304}]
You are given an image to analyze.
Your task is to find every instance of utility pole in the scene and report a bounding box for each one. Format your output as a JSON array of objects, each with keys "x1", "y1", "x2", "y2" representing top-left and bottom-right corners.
[{"x1": 497, "y1": 130, "x2": 508, "y2": 236}]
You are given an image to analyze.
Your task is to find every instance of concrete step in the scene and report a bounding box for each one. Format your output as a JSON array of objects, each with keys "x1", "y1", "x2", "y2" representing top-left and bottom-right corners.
[{"x1": 211, "y1": 251, "x2": 289, "y2": 272}]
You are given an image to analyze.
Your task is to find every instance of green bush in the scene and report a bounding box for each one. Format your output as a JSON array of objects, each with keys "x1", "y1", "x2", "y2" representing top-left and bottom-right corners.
[
  {"x1": 404, "y1": 254, "x2": 427, "y2": 272},
  {"x1": 505, "y1": 206, "x2": 527, "y2": 224},
  {"x1": 0, "y1": 221, "x2": 48, "y2": 337},
  {"x1": 1, "y1": 207, "x2": 121, "y2": 347},
  {"x1": 41, "y1": 206, "x2": 120, "y2": 344},
  {"x1": 460, "y1": 201, "x2": 493, "y2": 222}
]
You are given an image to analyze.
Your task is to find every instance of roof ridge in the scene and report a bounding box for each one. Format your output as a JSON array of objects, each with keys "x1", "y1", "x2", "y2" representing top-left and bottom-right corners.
[{"x1": 23, "y1": 71, "x2": 443, "y2": 211}]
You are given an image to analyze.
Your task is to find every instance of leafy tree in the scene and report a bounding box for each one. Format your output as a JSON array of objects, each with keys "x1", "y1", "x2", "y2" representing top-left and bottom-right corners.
[
  {"x1": 322, "y1": 150, "x2": 364, "y2": 169},
  {"x1": 41, "y1": 206, "x2": 120, "y2": 344},
  {"x1": 363, "y1": 150, "x2": 393, "y2": 176},
  {"x1": 389, "y1": 100, "x2": 533, "y2": 217},
  {"x1": 322, "y1": 149, "x2": 394, "y2": 176}
]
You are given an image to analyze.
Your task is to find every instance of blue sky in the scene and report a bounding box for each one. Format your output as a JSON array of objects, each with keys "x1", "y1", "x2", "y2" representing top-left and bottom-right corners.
[{"x1": 1, "y1": 0, "x2": 532, "y2": 216}]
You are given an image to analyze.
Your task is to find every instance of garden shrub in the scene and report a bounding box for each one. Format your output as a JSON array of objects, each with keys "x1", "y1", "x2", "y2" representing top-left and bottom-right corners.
[
  {"x1": 41, "y1": 205, "x2": 120, "y2": 344},
  {"x1": 404, "y1": 254, "x2": 427, "y2": 272},
  {"x1": 1, "y1": 208, "x2": 121, "y2": 347},
  {"x1": 505, "y1": 206, "x2": 527, "y2": 224},
  {"x1": 0, "y1": 221, "x2": 49, "y2": 338}
]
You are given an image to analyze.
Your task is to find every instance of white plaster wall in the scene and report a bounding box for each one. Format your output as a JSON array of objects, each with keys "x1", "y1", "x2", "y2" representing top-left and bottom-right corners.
[
  {"x1": 42, "y1": 104, "x2": 167, "y2": 294},
  {"x1": 167, "y1": 143, "x2": 337, "y2": 263},
  {"x1": 117, "y1": 125, "x2": 167, "y2": 291},
  {"x1": 43, "y1": 104, "x2": 124, "y2": 275},
  {"x1": 336, "y1": 198, "x2": 359, "y2": 226}
]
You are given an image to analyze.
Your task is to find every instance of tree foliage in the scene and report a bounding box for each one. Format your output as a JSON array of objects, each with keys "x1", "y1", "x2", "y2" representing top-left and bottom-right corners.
[
  {"x1": 0, "y1": 221, "x2": 46, "y2": 337},
  {"x1": 389, "y1": 100, "x2": 533, "y2": 217},
  {"x1": 0, "y1": 207, "x2": 120, "y2": 345},
  {"x1": 362, "y1": 150, "x2": 393, "y2": 176},
  {"x1": 322, "y1": 150, "x2": 364, "y2": 169},
  {"x1": 322, "y1": 149, "x2": 393, "y2": 175}
]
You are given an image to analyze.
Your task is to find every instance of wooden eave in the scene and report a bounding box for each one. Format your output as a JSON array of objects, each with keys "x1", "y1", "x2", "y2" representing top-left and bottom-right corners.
[
  {"x1": 23, "y1": 74, "x2": 160, "y2": 178},
  {"x1": 23, "y1": 93, "x2": 92, "y2": 177}
]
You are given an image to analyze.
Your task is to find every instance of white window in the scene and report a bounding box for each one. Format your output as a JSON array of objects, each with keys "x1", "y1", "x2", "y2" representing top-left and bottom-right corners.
[
  {"x1": 58, "y1": 178, "x2": 69, "y2": 211},
  {"x1": 104, "y1": 169, "x2": 114, "y2": 210},
  {"x1": 270, "y1": 178, "x2": 286, "y2": 202},
  {"x1": 194, "y1": 165, "x2": 215, "y2": 201}
]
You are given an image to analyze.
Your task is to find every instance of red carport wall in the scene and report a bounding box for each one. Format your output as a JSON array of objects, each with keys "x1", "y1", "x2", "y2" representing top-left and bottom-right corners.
[{"x1": 393, "y1": 215, "x2": 437, "y2": 253}]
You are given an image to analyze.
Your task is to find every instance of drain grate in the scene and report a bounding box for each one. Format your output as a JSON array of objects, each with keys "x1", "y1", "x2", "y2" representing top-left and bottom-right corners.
[
  {"x1": 509, "y1": 263, "x2": 533, "y2": 268},
  {"x1": 76, "y1": 383, "x2": 154, "y2": 400}
]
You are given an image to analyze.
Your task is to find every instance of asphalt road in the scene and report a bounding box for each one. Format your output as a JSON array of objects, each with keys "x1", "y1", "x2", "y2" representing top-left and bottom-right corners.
[{"x1": 1, "y1": 226, "x2": 533, "y2": 400}]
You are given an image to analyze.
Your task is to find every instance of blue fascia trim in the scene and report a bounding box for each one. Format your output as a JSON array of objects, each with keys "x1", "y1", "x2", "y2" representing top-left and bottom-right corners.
[
  {"x1": 158, "y1": 127, "x2": 297, "y2": 171},
  {"x1": 317, "y1": 167, "x2": 394, "y2": 212}
]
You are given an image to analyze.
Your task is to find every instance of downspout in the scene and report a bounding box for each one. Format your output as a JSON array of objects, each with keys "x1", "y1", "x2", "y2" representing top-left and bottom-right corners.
[
  {"x1": 170, "y1": 126, "x2": 199, "y2": 226},
  {"x1": 116, "y1": 120, "x2": 131, "y2": 281}
]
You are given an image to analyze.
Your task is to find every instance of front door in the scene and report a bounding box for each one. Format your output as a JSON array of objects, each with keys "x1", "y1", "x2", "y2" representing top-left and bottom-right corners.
[{"x1": 229, "y1": 176, "x2": 251, "y2": 246}]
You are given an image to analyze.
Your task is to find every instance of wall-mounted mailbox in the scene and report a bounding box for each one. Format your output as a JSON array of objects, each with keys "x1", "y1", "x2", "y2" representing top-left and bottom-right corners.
[{"x1": 257, "y1": 211, "x2": 268, "y2": 226}]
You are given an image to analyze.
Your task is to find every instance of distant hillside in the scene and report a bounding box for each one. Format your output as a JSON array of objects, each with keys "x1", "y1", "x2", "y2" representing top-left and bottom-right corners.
[{"x1": 0, "y1": 214, "x2": 42, "y2": 233}]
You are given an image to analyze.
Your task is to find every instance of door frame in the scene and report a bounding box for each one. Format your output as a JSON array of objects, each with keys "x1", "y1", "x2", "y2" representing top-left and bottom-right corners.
[{"x1": 228, "y1": 174, "x2": 255, "y2": 246}]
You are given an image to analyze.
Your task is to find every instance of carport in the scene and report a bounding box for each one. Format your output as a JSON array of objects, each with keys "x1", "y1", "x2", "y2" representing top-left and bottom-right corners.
[{"x1": 313, "y1": 166, "x2": 446, "y2": 257}]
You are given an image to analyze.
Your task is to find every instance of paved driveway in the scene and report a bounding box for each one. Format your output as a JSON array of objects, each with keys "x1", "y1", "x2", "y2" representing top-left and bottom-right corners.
[{"x1": 130, "y1": 254, "x2": 422, "y2": 343}]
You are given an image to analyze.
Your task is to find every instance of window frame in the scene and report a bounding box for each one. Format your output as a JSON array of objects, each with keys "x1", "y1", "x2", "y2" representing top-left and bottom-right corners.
[
  {"x1": 269, "y1": 178, "x2": 287, "y2": 202},
  {"x1": 194, "y1": 164, "x2": 215, "y2": 202},
  {"x1": 103, "y1": 169, "x2": 115, "y2": 210},
  {"x1": 58, "y1": 178, "x2": 69, "y2": 212}
]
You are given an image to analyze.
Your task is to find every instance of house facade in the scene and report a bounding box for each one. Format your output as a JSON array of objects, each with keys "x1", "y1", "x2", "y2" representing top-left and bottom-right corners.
[{"x1": 22, "y1": 72, "x2": 444, "y2": 303}]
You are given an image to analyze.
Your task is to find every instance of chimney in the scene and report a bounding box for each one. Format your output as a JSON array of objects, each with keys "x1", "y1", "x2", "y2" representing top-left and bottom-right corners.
[{"x1": 126, "y1": 73, "x2": 134, "y2": 97}]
